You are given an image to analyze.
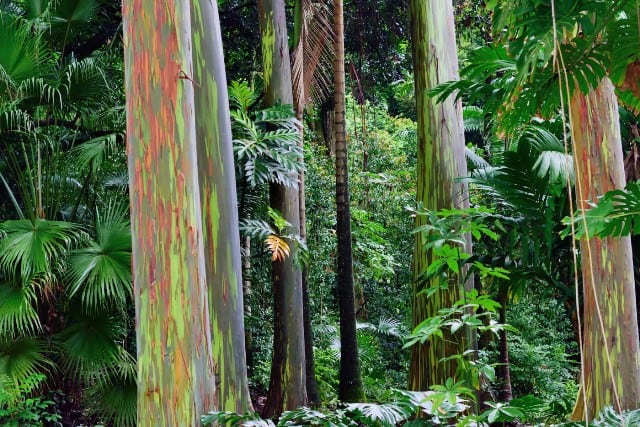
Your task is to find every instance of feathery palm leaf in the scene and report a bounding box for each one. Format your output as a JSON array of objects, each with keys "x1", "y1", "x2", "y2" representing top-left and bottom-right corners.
[{"x1": 67, "y1": 203, "x2": 131, "y2": 312}]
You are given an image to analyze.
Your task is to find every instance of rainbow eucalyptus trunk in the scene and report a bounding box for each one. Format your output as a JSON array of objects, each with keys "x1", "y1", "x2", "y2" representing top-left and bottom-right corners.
[
  {"x1": 408, "y1": 0, "x2": 471, "y2": 391},
  {"x1": 123, "y1": 0, "x2": 216, "y2": 424},
  {"x1": 333, "y1": 0, "x2": 365, "y2": 403},
  {"x1": 190, "y1": 0, "x2": 252, "y2": 413},
  {"x1": 258, "y1": 0, "x2": 307, "y2": 417},
  {"x1": 570, "y1": 77, "x2": 640, "y2": 420}
]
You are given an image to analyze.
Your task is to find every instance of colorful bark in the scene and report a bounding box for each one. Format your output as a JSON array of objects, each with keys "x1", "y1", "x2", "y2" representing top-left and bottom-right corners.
[
  {"x1": 258, "y1": 0, "x2": 307, "y2": 417},
  {"x1": 123, "y1": 0, "x2": 216, "y2": 425},
  {"x1": 570, "y1": 77, "x2": 640, "y2": 419},
  {"x1": 408, "y1": 0, "x2": 470, "y2": 391},
  {"x1": 333, "y1": 0, "x2": 364, "y2": 403},
  {"x1": 190, "y1": 0, "x2": 252, "y2": 413}
]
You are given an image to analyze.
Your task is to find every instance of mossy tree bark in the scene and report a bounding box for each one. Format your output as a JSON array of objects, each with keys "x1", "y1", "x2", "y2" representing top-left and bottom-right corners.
[
  {"x1": 190, "y1": 0, "x2": 252, "y2": 413},
  {"x1": 123, "y1": 0, "x2": 216, "y2": 424},
  {"x1": 408, "y1": 0, "x2": 471, "y2": 391},
  {"x1": 333, "y1": 0, "x2": 365, "y2": 403},
  {"x1": 570, "y1": 77, "x2": 640, "y2": 420},
  {"x1": 258, "y1": 0, "x2": 307, "y2": 417}
]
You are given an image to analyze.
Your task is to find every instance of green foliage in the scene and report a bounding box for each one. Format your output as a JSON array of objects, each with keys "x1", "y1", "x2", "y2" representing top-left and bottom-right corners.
[
  {"x1": 0, "y1": 373, "x2": 60, "y2": 426},
  {"x1": 562, "y1": 180, "x2": 640, "y2": 238}
]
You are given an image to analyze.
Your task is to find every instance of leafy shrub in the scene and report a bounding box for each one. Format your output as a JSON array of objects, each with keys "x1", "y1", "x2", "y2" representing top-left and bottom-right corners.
[{"x1": 0, "y1": 373, "x2": 61, "y2": 426}]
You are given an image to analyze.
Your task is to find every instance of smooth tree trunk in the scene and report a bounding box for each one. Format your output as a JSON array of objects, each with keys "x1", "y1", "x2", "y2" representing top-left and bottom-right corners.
[
  {"x1": 191, "y1": 0, "x2": 252, "y2": 413},
  {"x1": 293, "y1": 0, "x2": 321, "y2": 407},
  {"x1": 570, "y1": 77, "x2": 640, "y2": 420},
  {"x1": 123, "y1": 0, "x2": 216, "y2": 424},
  {"x1": 408, "y1": 0, "x2": 471, "y2": 391},
  {"x1": 333, "y1": 0, "x2": 365, "y2": 403},
  {"x1": 258, "y1": 0, "x2": 307, "y2": 417}
]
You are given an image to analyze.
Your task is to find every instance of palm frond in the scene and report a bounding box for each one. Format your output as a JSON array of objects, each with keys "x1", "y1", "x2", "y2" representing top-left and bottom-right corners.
[
  {"x1": 0, "y1": 12, "x2": 50, "y2": 82},
  {"x1": 0, "y1": 336, "x2": 54, "y2": 382},
  {"x1": 66, "y1": 203, "x2": 132, "y2": 312},
  {"x1": 85, "y1": 351, "x2": 137, "y2": 427},
  {"x1": 292, "y1": 0, "x2": 335, "y2": 110},
  {"x1": 0, "y1": 218, "x2": 79, "y2": 283},
  {"x1": 70, "y1": 133, "x2": 121, "y2": 173},
  {"x1": 58, "y1": 310, "x2": 125, "y2": 377},
  {"x1": 0, "y1": 281, "x2": 41, "y2": 336}
]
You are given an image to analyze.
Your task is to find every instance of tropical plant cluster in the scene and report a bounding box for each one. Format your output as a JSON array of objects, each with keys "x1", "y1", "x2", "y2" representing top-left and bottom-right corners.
[{"x1": 2, "y1": 0, "x2": 640, "y2": 426}]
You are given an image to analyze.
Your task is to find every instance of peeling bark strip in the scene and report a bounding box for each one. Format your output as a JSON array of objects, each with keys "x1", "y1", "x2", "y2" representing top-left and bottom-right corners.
[
  {"x1": 408, "y1": 0, "x2": 470, "y2": 391},
  {"x1": 123, "y1": 0, "x2": 216, "y2": 425},
  {"x1": 190, "y1": 0, "x2": 252, "y2": 413},
  {"x1": 258, "y1": 0, "x2": 307, "y2": 418},
  {"x1": 570, "y1": 77, "x2": 640, "y2": 420}
]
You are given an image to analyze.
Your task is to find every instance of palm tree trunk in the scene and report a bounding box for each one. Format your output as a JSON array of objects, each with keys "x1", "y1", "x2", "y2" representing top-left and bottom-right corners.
[
  {"x1": 258, "y1": 0, "x2": 307, "y2": 417},
  {"x1": 408, "y1": 0, "x2": 471, "y2": 391},
  {"x1": 123, "y1": 0, "x2": 216, "y2": 424},
  {"x1": 570, "y1": 77, "x2": 640, "y2": 420},
  {"x1": 191, "y1": 0, "x2": 252, "y2": 413},
  {"x1": 333, "y1": 0, "x2": 364, "y2": 403}
]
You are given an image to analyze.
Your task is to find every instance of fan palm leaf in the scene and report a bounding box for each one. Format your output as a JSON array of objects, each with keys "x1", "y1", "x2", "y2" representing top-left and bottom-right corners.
[
  {"x1": 0, "y1": 12, "x2": 50, "y2": 84},
  {"x1": 0, "y1": 336, "x2": 54, "y2": 382},
  {"x1": 0, "y1": 281, "x2": 41, "y2": 336},
  {"x1": 66, "y1": 203, "x2": 132, "y2": 312},
  {"x1": 85, "y1": 352, "x2": 137, "y2": 427},
  {"x1": 0, "y1": 218, "x2": 79, "y2": 283},
  {"x1": 58, "y1": 309, "x2": 125, "y2": 377}
]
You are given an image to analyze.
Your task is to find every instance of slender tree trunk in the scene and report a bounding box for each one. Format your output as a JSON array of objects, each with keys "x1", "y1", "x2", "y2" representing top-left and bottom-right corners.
[
  {"x1": 408, "y1": 0, "x2": 471, "y2": 391},
  {"x1": 243, "y1": 235, "x2": 254, "y2": 369},
  {"x1": 191, "y1": 0, "x2": 252, "y2": 413},
  {"x1": 333, "y1": 0, "x2": 364, "y2": 403},
  {"x1": 123, "y1": 0, "x2": 216, "y2": 424},
  {"x1": 293, "y1": 0, "x2": 321, "y2": 407},
  {"x1": 497, "y1": 288, "x2": 512, "y2": 402},
  {"x1": 570, "y1": 77, "x2": 640, "y2": 420},
  {"x1": 258, "y1": 0, "x2": 307, "y2": 417}
]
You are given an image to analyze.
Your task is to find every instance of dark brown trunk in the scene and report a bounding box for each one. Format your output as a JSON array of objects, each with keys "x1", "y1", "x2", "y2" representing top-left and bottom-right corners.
[{"x1": 334, "y1": 0, "x2": 364, "y2": 402}]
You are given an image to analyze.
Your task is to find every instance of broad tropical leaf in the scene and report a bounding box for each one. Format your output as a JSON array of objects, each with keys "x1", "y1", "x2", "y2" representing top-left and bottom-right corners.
[{"x1": 0, "y1": 337, "x2": 54, "y2": 382}]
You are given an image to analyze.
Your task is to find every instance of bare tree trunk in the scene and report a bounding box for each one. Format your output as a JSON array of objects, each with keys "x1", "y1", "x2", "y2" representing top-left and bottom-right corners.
[
  {"x1": 570, "y1": 77, "x2": 640, "y2": 420},
  {"x1": 333, "y1": 0, "x2": 364, "y2": 403},
  {"x1": 123, "y1": 0, "x2": 216, "y2": 423},
  {"x1": 408, "y1": 0, "x2": 471, "y2": 391},
  {"x1": 191, "y1": 0, "x2": 252, "y2": 413},
  {"x1": 258, "y1": 0, "x2": 307, "y2": 417}
]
